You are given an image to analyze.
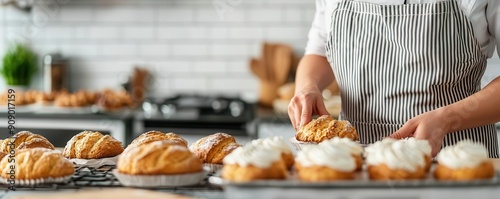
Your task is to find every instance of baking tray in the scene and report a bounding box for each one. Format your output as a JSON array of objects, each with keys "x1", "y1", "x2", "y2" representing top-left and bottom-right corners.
[{"x1": 209, "y1": 169, "x2": 500, "y2": 189}]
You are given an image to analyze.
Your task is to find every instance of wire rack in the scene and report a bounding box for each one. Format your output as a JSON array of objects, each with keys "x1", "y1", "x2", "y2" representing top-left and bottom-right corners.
[{"x1": 12, "y1": 165, "x2": 223, "y2": 192}]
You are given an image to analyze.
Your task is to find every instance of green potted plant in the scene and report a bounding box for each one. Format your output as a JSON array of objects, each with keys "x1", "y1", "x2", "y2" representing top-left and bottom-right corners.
[{"x1": 1, "y1": 43, "x2": 38, "y2": 90}]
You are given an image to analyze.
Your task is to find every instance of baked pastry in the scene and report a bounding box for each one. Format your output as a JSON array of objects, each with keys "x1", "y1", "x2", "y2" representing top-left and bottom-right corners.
[
  {"x1": 97, "y1": 89, "x2": 134, "y2": 111},
  {"x1": 36, "y1": 91, "x2": 57, "y2": 104},
  {"x1": 0, "y1": 148, "x2": 74, "y2": 180},
  {"x1": 295, "y1": 115, "x2": 358, "y2": 143},
  {"x1": 365, "y1": 139, "x2": 427, "y2": 180},
  {"x1": 221, "y1": 144, "x2": 287, "y2": 182},
  {"x1": 54, "y1": 90, "x2": 97, "y2": 107},
  {"x1": 63, "y1": 131, "x2": 124, "y2": 159},
  {"x1": 130, "y1": 131, "x2": 188, "y2": 148},
  {"x1": 250, "y1": 136, "x2": 294, "y2": 169},
  {"x1": 434, "y1": 141, "x2": 494, "y2": 181},
  {"x1": 189, "y1": 132, "x2": 240, "y2": 164},
  {"x1": 295, "y1": 144, "x2": 356, "y2": 181},
  {"x1": 117, "y1": 140, "x2": 202, "y2": 175},
  {"x1": 0, "y1": 131, "x2": 55, "y2": 153},
  {"x1": 319, "y1": 137, "x2": 363, "y2": 171},
  {"x1": 401, "y1": 138, "x2": 432, "y2": 172},
  {"x1": 0, "y1": 151, "x2": 6, "y2": 161}
]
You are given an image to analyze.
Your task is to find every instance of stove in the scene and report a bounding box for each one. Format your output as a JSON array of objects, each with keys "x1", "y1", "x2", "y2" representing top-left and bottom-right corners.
[{"x1": 135, "y1": 94, "x2": 257, "y2": 144}]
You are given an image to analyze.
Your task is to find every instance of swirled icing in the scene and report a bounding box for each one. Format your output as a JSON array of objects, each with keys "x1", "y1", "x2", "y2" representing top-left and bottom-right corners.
[
  {"x1": 437, "y1": 140, "x2": 489, "y2": 169},
  {"x1": 295, "y1": 144, "x2": 356, "y2": 172},
  {"x1": 251, "y1": 136, "x2": 292, "y2": 154},
  {"x1": 365, "y1": 139, "x2": 425, "y2": 171},
  {"x1": 319, "y1": 137, "x2": 363, "y2": 156},
  {"x1": 223, "y1": 144, "x2": 281, "y2": 168}
]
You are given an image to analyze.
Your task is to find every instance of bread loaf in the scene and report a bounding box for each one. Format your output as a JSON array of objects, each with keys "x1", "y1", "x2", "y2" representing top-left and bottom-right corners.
[
  {"x1": 129, "y1": 131, "x2": 188, "y2": 148},
  {"x1": 117, "y1": 140, "x2": 202, "y2": 175},
  {"x1": 295, "y1": 115, "x2": 358, "y2": 143},
  {"x1": 63, "y1": 131, "x2": 124, "y2": 159},
  {"x1": 0, "y1": 131, "x2": 55, "y2": 153},
  {"x1": 0, "y1": 148, "x2": 74, "y2": 180},
  {"x1": 189, "y1": 132, "x2": 240, "y2": 164}
]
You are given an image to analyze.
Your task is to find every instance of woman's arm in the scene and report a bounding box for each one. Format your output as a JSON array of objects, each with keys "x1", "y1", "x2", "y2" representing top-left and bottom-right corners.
[{"x1": 288, "y1": 55, "x2": 334, "y2": 129}]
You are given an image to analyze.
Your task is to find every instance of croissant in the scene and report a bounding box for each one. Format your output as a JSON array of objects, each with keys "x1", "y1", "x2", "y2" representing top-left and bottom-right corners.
[
  {"x1": 0, "y1": 131, "x2": 55, "y2": 153},
  {"x1": 0, "y1": 148, "x2": 74, "y2": 180},
  {"x1": 117, "y1": 140, "x2": 202, "y2": 175},
  {"x1": 129, "y1": 131, "x2": 188, "y2": 148},
  {"x1": 189, "y1": 132, "x2": 240, "y2": 164},
  {"x1": 295, "y1": 115, "x2": 358, "y2": 143},
  {"x1": 63, "y1": 131, "x2": 124, "y2": 159}
]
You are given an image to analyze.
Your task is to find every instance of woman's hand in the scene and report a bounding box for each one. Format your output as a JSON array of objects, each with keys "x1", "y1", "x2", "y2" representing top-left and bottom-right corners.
[
  {"x1": 390, "y1": 108, "x2": 451, "y2": 157},
  {"x1": 288, "y1": 85, "x2": 330, "y2": 130}
]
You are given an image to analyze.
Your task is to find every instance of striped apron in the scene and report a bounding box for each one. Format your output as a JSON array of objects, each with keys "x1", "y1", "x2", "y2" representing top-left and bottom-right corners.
[{"x1": 325, "y1": 0, "x2": 499, "y2": 157}]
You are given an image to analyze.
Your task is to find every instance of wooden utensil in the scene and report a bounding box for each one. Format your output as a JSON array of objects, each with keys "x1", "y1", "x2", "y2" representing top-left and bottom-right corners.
[
  {"x1": 250, "y1": 58, "x2": 266, "y2": 80},
  {"x1": 262, "y1": 42, "x2": 276, "y2": 81},
  {"x1": 273, "y1": 44, "x2": 293, "y2": 84}
]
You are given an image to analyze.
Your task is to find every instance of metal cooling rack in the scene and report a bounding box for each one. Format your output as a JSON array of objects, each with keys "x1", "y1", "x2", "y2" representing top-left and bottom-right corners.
[{"x1": 10, "y1": 165, "x2": 222, "y2": 192}]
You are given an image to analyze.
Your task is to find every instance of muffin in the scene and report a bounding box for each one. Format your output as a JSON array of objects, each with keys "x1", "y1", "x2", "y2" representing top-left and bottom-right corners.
[
  {"x1": 0, "y1": 148, "x2": 74, "y2": 180},
  {"x1": 130, "y1": 131, "x2": 188, "y2": 148},
  {"x1": 401, "y1": 138, "x2": 432, "y2": 172},
  {"x1": 0, "y1": 131, "x2": 55, "y2": 153},
  {"x1": 221, "y1": 144, "x2": 287, "y2": 182},
  {"x1": 434, "y1": 140, "x2": 494, "y2": 181},
  {"x1": 250, "y1": 136, "x2": 294, "y2": 169},
  {"x1": 366, "y1": 139, "x2": 427, "y2": 180},
  {"x1": 189, "y1": 132, "x2": 240, "y2": 165},
  {"x1": 295, "y1": 115, "x2": 358, "y2": 143},
  {"x1": 63, "y1": 131, "x2": 124, "y2": 159},
  {"x1": 295, "y1": 144, "x2": 356, "y2": 181},
  {"x1": 117, "y1": 140, "x2": 202, "y2": 175},
  {"x1": 319, "y1": 137, "x2": 363, "y2": 171}
]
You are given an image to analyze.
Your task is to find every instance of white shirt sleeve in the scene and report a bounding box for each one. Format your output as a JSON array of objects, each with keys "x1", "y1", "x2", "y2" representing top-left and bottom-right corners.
[
  {"x1": 487, "y1": 0, "x2": 500, "y2": 58},
  {"x1": 304, "y1": 0, "x2": 328, "y2": 57}
]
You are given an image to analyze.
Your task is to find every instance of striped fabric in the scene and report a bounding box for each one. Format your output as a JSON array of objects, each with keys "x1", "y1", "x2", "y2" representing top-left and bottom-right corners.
[{"x1": 325, "y1": 0, "x2": 499, "y2": 157}]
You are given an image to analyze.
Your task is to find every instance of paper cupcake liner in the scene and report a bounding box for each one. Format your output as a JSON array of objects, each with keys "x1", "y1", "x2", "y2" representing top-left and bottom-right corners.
[
  {"x1": 112, "y1": 169, "x2": 208, "y2": 187},
  {"x1": 68, "y1": 155, "x2": 119, "y2": 168},
  {"x1": 289, "y1": 137, "x2": 317, "y2": 151},
  {"x1": 204, "y1": 163, "x2": 223, "y2": 174},
  {"x1": 0, "y1": 175, "x2": 72, "y2": 185}
]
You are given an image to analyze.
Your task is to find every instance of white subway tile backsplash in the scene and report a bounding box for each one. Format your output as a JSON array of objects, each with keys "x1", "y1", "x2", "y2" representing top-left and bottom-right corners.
[
  {"x1": 172, "y1": 44, "x2": 209, "y2": 56},
  {"x1": 95, "y1": 7, "x2": 155, "y2": 23},
  {"x1": 57, "y1": 7, "x2": 93, "y2": 22},
  {"x1": 266, "y1": 27, "x2": 307, "y2": 40},
  {"x1": 247, "y1": 9, "x2": 282, "y2": 22},
  {"x1": 138, "y1": 44, "x2": 170, "y2": 56},
  {"x1": 193, "y1": 61, "x2": 226, "y2": 74},
  {"x1": 173, "y1": 77, "x2": 208, "y2": 90},
  {"x1": 210, "y1": 44, "x2": 248, "y2": 56},
  {"x1": 87, "y1": 26, "x2": 120, "y2": 39},
  {"x1": 0, "y1": 1, "x2": 315, "y2": 95},
  {"x1": 228, "y1": 27, "x2": 264, "y2": 39},
  {"x1": 122, "y1": 26, "x2": 155, "y2": 39},
  {"x1": 101, "y1": 44, "x2": 137, "y2": 56},
  {"x1": 158, "y1": 26, "x2": 209, "y2": 39},
  {"x1": 158, "y1": 8, "x2": 194, "y2": 22}
]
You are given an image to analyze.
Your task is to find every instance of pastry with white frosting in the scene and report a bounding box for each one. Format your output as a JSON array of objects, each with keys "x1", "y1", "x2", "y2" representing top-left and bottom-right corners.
[
  {"x1": 434, "y1": 140, "x2": 494, "y2": 180},
  {"x1": 319, "y1": 137, "x2": 364, "y2": 171},
  {"x1": 365, "y1": 139, "x2": 427, "y2": 180},
  {"x1": 250, "y1": 136, "x2": 294, "y2": 169},
  {"x1": 401, "y1": 138, "x2": 433, "y2": 172},
  {"x1": 221, "y1": 144, "x2": 287, "y2": 182},
  {"x1": 295, "y1": 144, "x2": 356, "y2": 181}
]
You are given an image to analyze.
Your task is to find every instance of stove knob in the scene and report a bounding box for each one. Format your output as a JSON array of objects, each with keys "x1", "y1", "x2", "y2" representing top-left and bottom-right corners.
[
  {"x1": 229, "y1": 100, "x2": 244, "y2": 117},
  {"x1": 212, "y1": 99, "x2": 228, "y2": 113},
  {"x1": 161, "y1": 104, "x2": 176, "y2": 118}
]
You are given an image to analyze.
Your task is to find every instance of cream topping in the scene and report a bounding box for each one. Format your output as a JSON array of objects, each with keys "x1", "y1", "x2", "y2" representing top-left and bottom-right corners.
[
  {"x1": 437, "y1": 140, "x2": 489, "y2": 169},
  {"x1": 251, "y1": 136, "x2": 292, "y2": 154},
  {"x1": 365, "y1": 139, "x2": 425, "y2": 171},
  {"x1": 402, "y1": 138, "x2": 432, "y2": 157},
  {"x1": 295, "y1": 144, "x2": 356, "y2": 172},
  {"x1": 223, "y1": 144, "x2": 281, "y2": 168},
  {"x1": 319, "y1": 137, "x2": 363, "y2": 156}
]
